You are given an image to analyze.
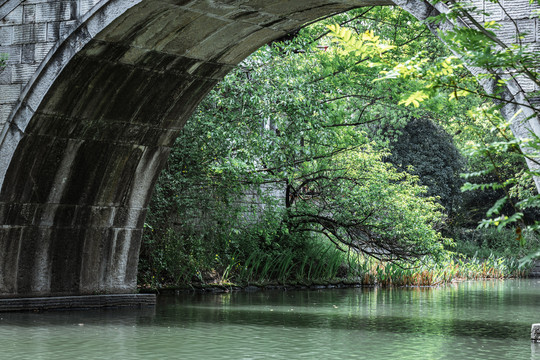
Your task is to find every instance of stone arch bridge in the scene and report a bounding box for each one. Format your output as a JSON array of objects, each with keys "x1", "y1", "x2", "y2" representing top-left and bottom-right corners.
[{"x1": 0, "y1": 0, "x2": 538, "y2": 298}]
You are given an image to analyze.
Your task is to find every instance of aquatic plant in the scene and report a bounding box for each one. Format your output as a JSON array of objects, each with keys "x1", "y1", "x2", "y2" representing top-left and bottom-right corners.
[{"x1": 209, "y1": 239, "x2": 527, "y2": 289}]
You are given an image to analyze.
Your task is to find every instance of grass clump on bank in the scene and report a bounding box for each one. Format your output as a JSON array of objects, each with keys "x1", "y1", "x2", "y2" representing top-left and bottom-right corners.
[
  {"x1": 235, "y1": 250, "x2": 527, "y2": 288},
  {"x1": 138, "y1": 229, "x2": 529, "y2": 291}
]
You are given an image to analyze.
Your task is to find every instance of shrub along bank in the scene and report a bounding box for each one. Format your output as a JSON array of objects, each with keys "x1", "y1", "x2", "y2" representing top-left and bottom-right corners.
[{"x1": 138, "y1": 231, "x2": 529, "y2": 292}]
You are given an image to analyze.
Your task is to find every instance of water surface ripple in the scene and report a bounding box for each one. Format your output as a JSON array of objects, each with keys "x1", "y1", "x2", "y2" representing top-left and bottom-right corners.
[{"x1": 1, "y1": 279, "x2": 540, "y2": 359}]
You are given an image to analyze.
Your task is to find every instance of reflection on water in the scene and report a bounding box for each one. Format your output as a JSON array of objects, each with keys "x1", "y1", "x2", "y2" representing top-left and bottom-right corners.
[{"x1": 1, "y1": 280, "x2": 540, "y2": 359}]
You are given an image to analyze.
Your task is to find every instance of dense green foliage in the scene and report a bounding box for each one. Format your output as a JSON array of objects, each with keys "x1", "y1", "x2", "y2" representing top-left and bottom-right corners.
[
  {"x1": 139, "y1": 5, "x2": 539, "y2": 289},
  {"x1": 385, "y1": 117, "x2": 465, "y2": 215},
  {"x1": 328, "y1": 2, "x2": 540, "y2": 234}
]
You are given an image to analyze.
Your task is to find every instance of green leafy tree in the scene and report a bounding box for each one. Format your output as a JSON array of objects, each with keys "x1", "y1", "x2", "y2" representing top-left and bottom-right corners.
[
  {"x1": 327, "y1": 3, "x2": 540, "y2": 237},
  {"x1": 140, "y1": 8, "x2": 458, "y2": 285},
  {"x1": 385, "y1": 117, "x2": 465, "y2": 216},
  {"x1": 285, "y1": 145, "x2": 448, "y2": 261}
]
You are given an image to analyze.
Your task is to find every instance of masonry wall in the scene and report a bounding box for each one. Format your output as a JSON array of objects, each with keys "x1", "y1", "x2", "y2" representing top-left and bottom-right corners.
[
  {"x1": 468, "y1": 0, "x2": 540, "y2": 94},
  {"x1": 0, "y1": 0, "x2": 101, "y2": 129}
]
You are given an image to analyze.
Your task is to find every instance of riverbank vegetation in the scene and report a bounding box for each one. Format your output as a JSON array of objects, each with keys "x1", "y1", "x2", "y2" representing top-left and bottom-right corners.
[{"x1": 138, "y1": 6, "x2": 540, "y2": 290}]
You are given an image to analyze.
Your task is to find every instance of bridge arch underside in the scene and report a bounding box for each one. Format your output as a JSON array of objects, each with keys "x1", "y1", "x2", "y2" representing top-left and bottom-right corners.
[
  {"x1": 2, "y1": 0, "x2": 405, "y2": 297},
  {"x1": 0, "y1": 0, "x2": 532, "y2": 297}
]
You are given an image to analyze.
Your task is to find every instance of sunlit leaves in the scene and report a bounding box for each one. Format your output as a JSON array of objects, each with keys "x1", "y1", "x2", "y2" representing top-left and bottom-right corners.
[
  {"x1": 326, "y1": 2, "x2": 540, "y2": 235},
  {"x1": 448, "y1": 89, "x2": 471, "y2": 100},
  {"x1": 324, "y1": 10, "x2": 539, "y2": 236},
  {"x1": 399, "y1": 91, "x2": 430, "y2": 107},
  {"x1": 329, "y1": 23, "x2": 472, "y2": 106},
  {"x1": 326, "y1": 24, "x2": 395, "y2": 59},
  {"x1": 479, "y1": 213, "x2": 524, "y2": 231}
]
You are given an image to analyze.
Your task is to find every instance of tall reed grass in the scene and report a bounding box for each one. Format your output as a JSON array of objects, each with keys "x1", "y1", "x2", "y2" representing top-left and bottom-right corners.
[{"x1": 218, "y1": 239, "x2": 527, "y2": 288}]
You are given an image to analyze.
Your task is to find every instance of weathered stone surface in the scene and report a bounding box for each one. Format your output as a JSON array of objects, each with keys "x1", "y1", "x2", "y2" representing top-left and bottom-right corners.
[
  {"x1": 0, "y1": 0, "x2": 538, "y2": 299},
  {"x1": 532, "y1": 324, "x2": 540, "y2": 342}
]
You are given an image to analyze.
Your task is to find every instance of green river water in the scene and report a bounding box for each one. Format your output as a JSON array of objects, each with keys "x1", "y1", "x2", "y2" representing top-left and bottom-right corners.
[{"x1": 2, "y1": 279, "x2": 540, "y2": 359}]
